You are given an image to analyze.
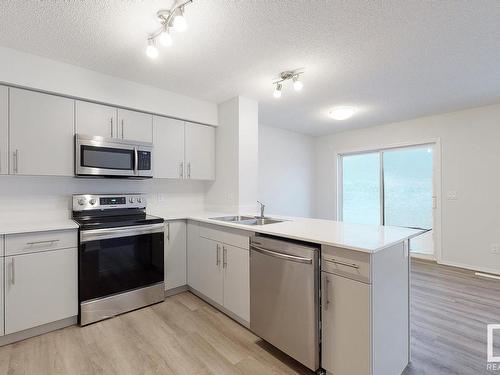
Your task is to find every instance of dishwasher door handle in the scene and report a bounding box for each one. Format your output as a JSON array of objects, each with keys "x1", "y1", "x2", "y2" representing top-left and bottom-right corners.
[{"x1": 251, "y1": 245, "x2": 312, "y2": 264}]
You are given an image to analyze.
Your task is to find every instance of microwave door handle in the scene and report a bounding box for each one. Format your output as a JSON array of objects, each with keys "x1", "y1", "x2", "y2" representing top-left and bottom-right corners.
[{"x1": 134, "y1": 147, "x2": 138, "y2": 175}]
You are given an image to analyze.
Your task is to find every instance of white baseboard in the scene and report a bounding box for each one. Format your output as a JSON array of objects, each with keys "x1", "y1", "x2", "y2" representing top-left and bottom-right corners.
[
  {"x1": 437, "y1": 260, "x2": 500, "y2": 276},
  {"x1": 0, "y1": 316, "x2": 77, "y2": 347},
  {"x1": 410, "y1": 252, "x2": 436, "y2": 261}
]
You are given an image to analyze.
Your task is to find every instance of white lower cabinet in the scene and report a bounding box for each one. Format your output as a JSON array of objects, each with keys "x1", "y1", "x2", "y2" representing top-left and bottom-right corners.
[
  {"x1": 321, "y1": 272, "x2": 371, "y2": 375},
  {"x1": 187, "y1": 222, "x2": 250, "y2": 323},
  {"x1": 194, "y1": 236, "x2": 224, "y2": 305},
  {"x1": 0, "y1": 256, "x2": 4, "y2": 336},
  {"x1": 165, "y1": 221, "x2": 187, "y2": 291},
  {"x1": 4, "y1": 247, "x2": 78, "y2": 334},
  {"x1": 222, "y1": 244, "x2": 250, "y2": 322}
]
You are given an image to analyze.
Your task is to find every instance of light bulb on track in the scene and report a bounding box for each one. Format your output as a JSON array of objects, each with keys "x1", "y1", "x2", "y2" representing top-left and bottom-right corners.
[
  {"x1": 159, "y1": 29, "x2": 172, "y2": 47},
  {"x1": 146, "y1": 38, "x2": 159, "y2": 59},
  {"x1": 173, "y1": 7, "x2": 187, "y2": 32},
  {"x1": 293, "y1": 76, "x2": 303, "y2": 91},
  {"x1": 273, "y1": 83, "x2": 282, "y2": 98}
]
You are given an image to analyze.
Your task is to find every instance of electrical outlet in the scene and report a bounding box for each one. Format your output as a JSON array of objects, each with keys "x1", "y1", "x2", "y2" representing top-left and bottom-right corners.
[
  {"x1": 447, "y1": 191, "x2": 458, "y2": 200},
  {"x1": 491, "y1": 244, "x2": 500, "y2": 255}
]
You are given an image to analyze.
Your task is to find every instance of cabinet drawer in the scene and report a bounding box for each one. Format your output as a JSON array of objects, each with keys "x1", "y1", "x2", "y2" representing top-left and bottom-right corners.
[
  {"x1": 321, "y1": 245, "x2": 371, "y2": 283},
  {"x1": 5, "y1": 229, "x2": 77, "y2": 256},
  {"x1": 199, "y1": 223, "x2": 250, "y2": 250}
]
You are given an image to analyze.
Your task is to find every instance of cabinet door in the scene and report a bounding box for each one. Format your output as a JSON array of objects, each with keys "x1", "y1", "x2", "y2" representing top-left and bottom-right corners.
[
  {"x1": 223, "y1": 244, "x2": 250, "y2": 322},
  {"x1": 117, "y1": 108, "x2": 153, "y2": 142},
  {"x1": 165, "y1": 221, "x2": 187, "y2": 291},
  {"x1": 0, "y1": 257, "x2": 4, "y2": 336},
  {"x1": 0, "y1": 86, "x2": 7, "y2": 175},
  {"x1": 153, "y1": 116, "x2": 185, "y2": 179},
  {"x1": 322, "y1": 273, "x2": 371, "y2": 375},
  {"x1": 185, "y1": 122, "x2": 215, "y2": 180},
  {"x1": 10, "y1": 88, "x2": 74, "y2": 176},
  {"x1": 4, "y1": 248, "x2": 78, "y2": 334},
  {"x1": 194, "y1": 237, "x2": 223, "y2": 305},
  {"x1": 75, "y1": 100, "x2": 117, "y2": 138}
]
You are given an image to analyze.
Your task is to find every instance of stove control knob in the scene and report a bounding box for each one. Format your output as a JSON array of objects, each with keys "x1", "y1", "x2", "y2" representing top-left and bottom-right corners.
[
  {"x1": 89, "y1": 198, "x2": 96, "y2": 205},
  {"x1": 129, "y1": 197, "x2": 134, "y2": 204},
  {"x1": 136, "y1": 197, "x2": 142, "y2": 204},
  {"x1": 77, "y1": 198, "x2": 86, "y2": 206}
]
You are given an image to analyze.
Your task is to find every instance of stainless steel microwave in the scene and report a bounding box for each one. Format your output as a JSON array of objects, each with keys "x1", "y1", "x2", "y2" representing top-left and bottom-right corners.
[{"x1": 75, "y1": 134, "x2": 153, "y2": 178}]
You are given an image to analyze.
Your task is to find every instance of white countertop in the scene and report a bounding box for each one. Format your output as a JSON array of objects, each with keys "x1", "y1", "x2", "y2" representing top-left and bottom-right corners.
[
  {"x1": 0, "y1": 212, "x2": 424, "y2": 253},
  {"x1": 152, "y1": 211, "x2": 424, "y2": 253},
  {"x1": 0, "y1": 219, "x2": 79, "y2": 235}
]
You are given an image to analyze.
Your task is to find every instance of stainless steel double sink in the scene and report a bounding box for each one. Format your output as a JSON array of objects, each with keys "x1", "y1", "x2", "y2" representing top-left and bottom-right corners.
[{"x1": 209, "y1": 215, "x2": 284, "y2": 226}]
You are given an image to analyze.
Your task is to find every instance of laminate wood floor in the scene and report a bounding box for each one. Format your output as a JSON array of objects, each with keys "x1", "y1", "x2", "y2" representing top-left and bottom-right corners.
[{"x1": 0, "y1": 260, "x2": 499, "y2": 375}]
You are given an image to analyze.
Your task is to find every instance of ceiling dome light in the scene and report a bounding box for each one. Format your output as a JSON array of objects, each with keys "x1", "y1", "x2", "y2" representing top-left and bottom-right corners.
[
  {"x1": 293, "y1": 76, "x2": 303, "y2": 91},
  {"x1": 158, "y1": 29, "x2": 173, "y2": 47},
  {"x1": 329, "y1": 106, "x2": 356, "y2": 120},
  {"x1": 172, "y1": 7, "x2": 187, "y2": 32},
  {"x1": 146, "y1": 38, "x2": 159, "y2": 59},
  {"x1": 273, "y1": 83, "x2": 282, "y2": 98}
]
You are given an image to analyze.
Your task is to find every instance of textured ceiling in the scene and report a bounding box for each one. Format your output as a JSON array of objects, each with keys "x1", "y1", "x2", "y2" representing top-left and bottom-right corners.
[{"x1": 0, "y1": 0, "x2": 499, "y2": 135}]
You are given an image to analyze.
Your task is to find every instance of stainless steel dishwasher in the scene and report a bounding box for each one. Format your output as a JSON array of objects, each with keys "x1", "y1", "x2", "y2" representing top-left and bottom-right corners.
[{"x1": 250, "y1": 235, "x2": 320, "y2": 371}]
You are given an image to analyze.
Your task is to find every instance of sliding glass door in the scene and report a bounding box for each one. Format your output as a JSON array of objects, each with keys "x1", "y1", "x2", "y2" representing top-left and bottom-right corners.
[
  {"x1": 340, "y1": 144, "x2": 434, "y2": 255},
  {"x1": 341, "y1": 152, "x2": 381, "y2": 225}
]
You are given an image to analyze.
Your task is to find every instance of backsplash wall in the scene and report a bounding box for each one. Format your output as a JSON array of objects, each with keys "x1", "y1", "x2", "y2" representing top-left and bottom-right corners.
[{"x1": 0, "y1": 176, "x2": 207, "y2": 221}]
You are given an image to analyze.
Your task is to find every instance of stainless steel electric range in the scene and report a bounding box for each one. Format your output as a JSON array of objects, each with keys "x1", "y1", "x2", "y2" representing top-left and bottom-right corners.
[{"x1": 72, "y1": 194, "x2": 165, "y2": 326}]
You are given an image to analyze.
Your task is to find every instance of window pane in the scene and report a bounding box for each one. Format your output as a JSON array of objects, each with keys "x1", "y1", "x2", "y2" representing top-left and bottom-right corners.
[
  {"x1": 383, "y1": 146, "x2": 433, "y2": 229},
  {"x1": 342, "y1": 153, "x2": 380, "y2": 225}
]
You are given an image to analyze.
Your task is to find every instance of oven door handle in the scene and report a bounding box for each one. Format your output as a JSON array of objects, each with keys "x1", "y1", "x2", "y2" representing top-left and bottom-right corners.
[{"x1": 80, "y1": 223, "x2": 164, "y2": 243}]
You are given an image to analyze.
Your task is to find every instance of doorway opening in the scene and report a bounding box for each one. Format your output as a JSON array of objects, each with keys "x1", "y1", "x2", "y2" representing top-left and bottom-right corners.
[{"x1": 338, "y1": 143, "x2": 437, "y2": 257}]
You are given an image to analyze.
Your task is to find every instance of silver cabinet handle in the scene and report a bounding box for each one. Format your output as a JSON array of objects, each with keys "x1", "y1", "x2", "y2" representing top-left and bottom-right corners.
[
  {"x1": 324, "y1": 257, "x2": 360, "y2": 269},
  {"x1": 13, "y1": 149, "x2": 19, "y2": 174},
  {"x1": 166, "y1": 223, "x2": 170, "y2": 241},
  {"x1": 223, "y1": 246, "x2": 227, "y2": 268},
  {"x1": 324, "y1": 276, "x2": 330, "y2": 310},
  {"x1": 216, "y1": 244, "x2": 221, "y2": 266},
  {"x1": 26, "y1": 239, "x2": 60, "y2": 245},
  {"x1": 179, "y1": 162, "x2": 184, "y2": 178},
  {"x1": 11, "y1": 258, "x2": 15, "y2": 285},
  {"x1": 187, "y1": 162, "x2": 191, "y2": 179},
  {"x1": 121, "y1": 119, "x2": 124, "y2": 139},
  {"x1": 110, "y1": 118, "x2": 114, "y2": 138}
]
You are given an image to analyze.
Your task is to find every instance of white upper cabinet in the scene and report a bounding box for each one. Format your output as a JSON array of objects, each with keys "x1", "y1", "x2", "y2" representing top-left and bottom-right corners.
[
  {"x1": 9, "y1": 88, "x2": 74, "y2": 176},
  {"x1": 153, "y1": 116, "x2": 185, "y2": 178},
  {"x1": 0, "y1": 86, "x2": 8, "y2": 175},
  {"x1": 117, "y1": 108, "x2": 153, "y2": 143},
  {"x1": 75, "y1": 100, "x2": 117, "y2": 138},
  {"x1": 185, "y1": 122, "x2": 215, "y2": 180}
]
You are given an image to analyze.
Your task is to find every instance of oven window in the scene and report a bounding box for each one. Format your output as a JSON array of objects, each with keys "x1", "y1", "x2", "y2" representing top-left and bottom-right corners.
[
  {"x1": 79, "y1": 231, "x2": 164, "y2": 301},
  {"x1": 81, "y1": 145, "x2": 134, "y2": 170}
]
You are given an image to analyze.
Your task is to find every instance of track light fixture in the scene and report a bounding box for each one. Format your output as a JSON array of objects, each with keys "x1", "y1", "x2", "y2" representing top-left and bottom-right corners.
[
  {"x1": 146, "y1": 0, "x2": 193, "y2": 59},
  {"x1": 272, "y1": 69, "x2": 304, "y2": 98}
]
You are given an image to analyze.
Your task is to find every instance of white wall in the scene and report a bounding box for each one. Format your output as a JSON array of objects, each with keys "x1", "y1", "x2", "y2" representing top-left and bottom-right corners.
[
  {"x1": 315, "y1": 102, "x2": 500, "y2": 274},
  {"x1": 259, "y1": 125, "x2": 315, "y2": 217},
  {"x1": 206, "y1": 96, "x2": 259, "y2": 213},
  {"x1": 0, "y1": 176, "x2": 206, "y2": 222},
  {"x1": 0, "y1": 46, "x2": 217, "y2": 126}
]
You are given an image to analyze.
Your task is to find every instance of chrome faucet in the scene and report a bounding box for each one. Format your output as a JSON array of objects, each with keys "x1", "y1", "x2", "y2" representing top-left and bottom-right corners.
[{"x1": 257, "y1": 201, "x2": 266, "y2": 219}]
